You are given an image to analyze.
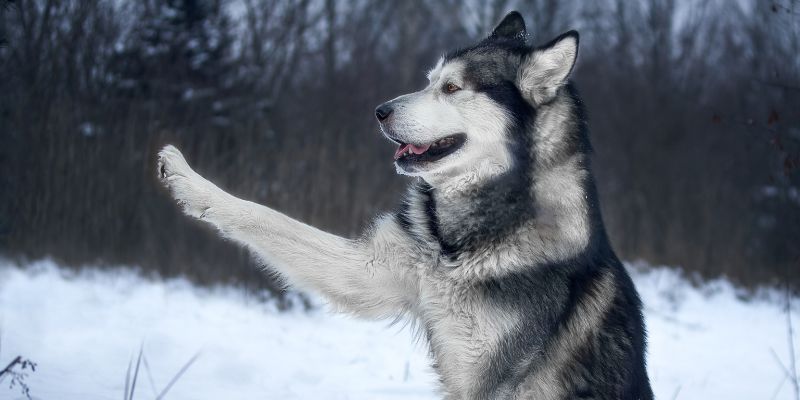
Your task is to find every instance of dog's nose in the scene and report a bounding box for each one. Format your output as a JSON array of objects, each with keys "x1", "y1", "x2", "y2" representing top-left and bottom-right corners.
[{"x1": 375, "y1": 104, "x2": 393, "y2": 121}]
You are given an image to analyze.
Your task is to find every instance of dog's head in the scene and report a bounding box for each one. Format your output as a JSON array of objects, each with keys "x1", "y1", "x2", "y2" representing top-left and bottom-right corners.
[{"x1": 375, "y1": 12, "x2": 579, "y2": 187}]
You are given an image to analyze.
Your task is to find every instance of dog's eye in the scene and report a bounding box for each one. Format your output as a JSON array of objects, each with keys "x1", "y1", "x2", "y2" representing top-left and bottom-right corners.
[{"x1": 444, "y1": 83, "x2": 461, "y2": 94}]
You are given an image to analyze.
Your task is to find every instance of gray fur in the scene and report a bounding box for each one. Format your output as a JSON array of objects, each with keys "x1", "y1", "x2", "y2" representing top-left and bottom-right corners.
[{"x1": 157, "y1": 11, "x2": 652, "y2": 400}]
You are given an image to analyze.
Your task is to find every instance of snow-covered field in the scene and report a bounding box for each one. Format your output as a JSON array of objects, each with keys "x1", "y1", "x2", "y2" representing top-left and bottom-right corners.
[{"x1": 0, "y1": 261, "x2": 797, "y2": 400}]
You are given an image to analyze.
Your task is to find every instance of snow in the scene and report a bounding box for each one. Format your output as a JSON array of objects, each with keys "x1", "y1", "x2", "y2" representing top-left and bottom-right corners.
[{"x1": 0, "y1": 260, "x2": 797, "y2": 400}]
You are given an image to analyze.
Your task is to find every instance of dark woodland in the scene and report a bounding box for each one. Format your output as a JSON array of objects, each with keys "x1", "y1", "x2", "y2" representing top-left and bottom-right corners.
[{"x1": 0, "y1": 0, "x2": 798, "y2": 297}]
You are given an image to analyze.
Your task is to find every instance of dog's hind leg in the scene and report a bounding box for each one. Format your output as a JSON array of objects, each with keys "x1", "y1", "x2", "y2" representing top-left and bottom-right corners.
[{"x1": 157, "y1": 145, "x2": 416, "y2": 318}]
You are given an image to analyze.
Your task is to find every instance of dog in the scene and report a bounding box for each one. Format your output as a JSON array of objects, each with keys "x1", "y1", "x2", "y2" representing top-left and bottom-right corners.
[{"x1": 157, "y1": 11, "x2": 653, "y2": 400}]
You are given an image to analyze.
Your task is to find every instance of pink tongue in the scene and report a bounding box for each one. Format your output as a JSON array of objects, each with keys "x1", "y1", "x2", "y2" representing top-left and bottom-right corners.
[
  {"x1": 394, "y1": 143, "x2": 431, "y2": 159},
  {"x1": 410, "y1": 144, "x2": 430, "y2": 154}
]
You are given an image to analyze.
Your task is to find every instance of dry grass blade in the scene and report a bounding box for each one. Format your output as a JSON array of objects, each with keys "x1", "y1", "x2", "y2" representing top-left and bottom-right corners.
[
  {"x1": 141, "y1": 352, "x2": 159, "y2": 396},
  {"x1": 670, "y1": 385, "x2": 681, "y2": 400},
  {"x1": 122, "y1": 346, "x2": 143, "y2": 400},
  {"x1": 772, "y1": 374, "x2": 789, "y2": 400},
  {"x1": 123, "y1": 357, "x2": 132, "y2": 400},
  {"x1": 785, "y1": 285, "x2": 799, "y2": 400},
  {"x1": 155, "y1": 351, "x2": 201, "y2": 400},
  {"x1": 128, "y1": 345, "x2": 143, "y2": 400}
]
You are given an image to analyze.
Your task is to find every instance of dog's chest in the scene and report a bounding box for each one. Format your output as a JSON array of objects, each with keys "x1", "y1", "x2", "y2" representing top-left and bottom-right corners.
[{"x1": 417, "y1": 274, "x2": 518, "y2": 397}]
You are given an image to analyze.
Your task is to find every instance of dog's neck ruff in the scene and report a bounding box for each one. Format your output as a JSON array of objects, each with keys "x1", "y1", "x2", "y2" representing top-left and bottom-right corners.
[
  {"x1": 422, "y1": 162, "x2": 534, "y2": 259},
  {"x1": 399, "y1": 88, "x2": 598, "y2": 276}
]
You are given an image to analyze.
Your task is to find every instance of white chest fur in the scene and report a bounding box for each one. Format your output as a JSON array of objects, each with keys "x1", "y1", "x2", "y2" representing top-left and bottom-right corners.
[{"x1": 416, "y1": 271, "x2": 519, "y2": 398}]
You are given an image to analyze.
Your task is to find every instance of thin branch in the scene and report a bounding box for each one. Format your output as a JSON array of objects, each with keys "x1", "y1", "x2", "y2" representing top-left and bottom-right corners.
[
  {"x1": 0, "y1": 355, "x2": 22, "y2": 378},
  {"x1": 0, "y1": 355, "x2": 37, "y2": 400},
  {"x1": 771, "y1": 347, "x2": 793, "y2": 378}
]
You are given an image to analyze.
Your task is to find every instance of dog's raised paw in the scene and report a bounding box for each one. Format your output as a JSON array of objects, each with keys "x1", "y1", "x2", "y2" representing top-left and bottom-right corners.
[
  {"x1": 156, "y1": 145, "x2": 216, "y2": 219},
  {"x1": 157, "y1": 145, "x2": 192, "y2": 180}
]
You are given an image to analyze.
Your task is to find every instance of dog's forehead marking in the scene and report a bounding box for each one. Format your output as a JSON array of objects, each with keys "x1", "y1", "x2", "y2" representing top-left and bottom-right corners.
[
  {"x1": 427, "y1": 58, "x2": 465, "y2": 86},
  {"x1": 427, "y1": 57, "x2": 445, "y2": 82}
]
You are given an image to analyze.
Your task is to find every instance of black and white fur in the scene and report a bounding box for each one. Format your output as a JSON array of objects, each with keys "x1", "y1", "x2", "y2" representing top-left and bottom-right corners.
[{"x1": 157, "y1": 12, "x2": 653, "y2": 400}]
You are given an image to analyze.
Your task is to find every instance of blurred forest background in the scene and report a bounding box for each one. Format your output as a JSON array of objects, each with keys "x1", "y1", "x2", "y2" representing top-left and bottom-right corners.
[{"x1": 0, "y1": 0, "x2": 798, "y2": 297}]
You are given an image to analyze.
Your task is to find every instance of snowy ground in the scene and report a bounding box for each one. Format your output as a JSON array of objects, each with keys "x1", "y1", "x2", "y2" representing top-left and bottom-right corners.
[{"x1": 0, "y1": 261, "x2": 797, "y2": 400}]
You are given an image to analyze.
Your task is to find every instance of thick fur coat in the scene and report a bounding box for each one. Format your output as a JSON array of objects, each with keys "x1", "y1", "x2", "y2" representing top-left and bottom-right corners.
[{"x1": 157, "y1": 11, "x2": 653, "y2": 400}]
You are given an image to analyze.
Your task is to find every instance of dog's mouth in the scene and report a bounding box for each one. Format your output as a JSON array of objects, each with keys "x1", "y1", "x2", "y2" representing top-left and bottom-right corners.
[{"x1": 391, "y1": 134, "x2": 466, "y2": 164}]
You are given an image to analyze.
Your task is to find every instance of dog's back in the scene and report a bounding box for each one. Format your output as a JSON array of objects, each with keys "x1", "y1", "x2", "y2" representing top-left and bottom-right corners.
[{"x1": 504, "y1": 259, "x2": 651, "y2": 399}]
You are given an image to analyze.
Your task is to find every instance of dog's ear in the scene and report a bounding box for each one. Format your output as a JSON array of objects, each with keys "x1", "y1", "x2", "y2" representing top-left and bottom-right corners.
[
  {"x1": 490, "y1": 11, "x2": 526, "y2": 40},
  {"x1": 517, "y1": 31, "x2": 579, "y2": 106}
]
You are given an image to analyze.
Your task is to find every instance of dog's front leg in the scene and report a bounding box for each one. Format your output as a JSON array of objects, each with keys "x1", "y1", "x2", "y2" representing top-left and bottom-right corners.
[{"x1": 157, "y1": 145, "x2": 415, "y2": 318}]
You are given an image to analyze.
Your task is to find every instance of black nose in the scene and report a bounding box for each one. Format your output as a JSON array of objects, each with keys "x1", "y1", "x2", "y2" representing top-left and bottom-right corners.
[{"x1": 375, "y1": 104, "x2": 393, "y2": 121}]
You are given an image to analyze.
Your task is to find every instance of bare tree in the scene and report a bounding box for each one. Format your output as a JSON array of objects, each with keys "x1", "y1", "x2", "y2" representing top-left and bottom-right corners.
[{"x1": 0, "y1": 0, "x2": 797, "y2": 292}]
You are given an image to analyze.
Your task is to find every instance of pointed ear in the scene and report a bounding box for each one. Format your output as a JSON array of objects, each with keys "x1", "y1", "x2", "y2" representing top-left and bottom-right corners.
[
  {"x1": 490, "y1": 11, "x2": 526, "y2": 40},
  {"x1": 517, "y1": 31, "x2": 579, "y2": 106}
]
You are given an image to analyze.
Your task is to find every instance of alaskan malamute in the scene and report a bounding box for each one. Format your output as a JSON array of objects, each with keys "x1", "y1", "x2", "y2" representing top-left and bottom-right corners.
[{"x1": 158, "y1": 11, "x2": 653, "y2": 399}]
